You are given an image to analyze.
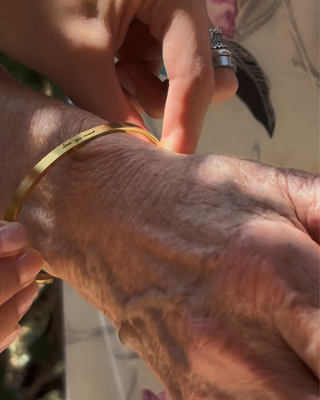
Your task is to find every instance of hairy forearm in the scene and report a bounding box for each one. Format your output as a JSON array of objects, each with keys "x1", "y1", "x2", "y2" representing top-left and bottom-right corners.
[
  {"x1": 0, "y1": 66, "x2": 102, "y2": 213},
  {"x1": 0, "y1": 68, "x2": 187, "y2": 391},
  {"x1": 0, "y1": 66, "x2": 140, "y2": 304},
  {"x1": 0, "y1": 65, "x2": 166, "y2": 322},
  {"x1": 1, "y1": 67, "x2": 319, "y2": 398}
]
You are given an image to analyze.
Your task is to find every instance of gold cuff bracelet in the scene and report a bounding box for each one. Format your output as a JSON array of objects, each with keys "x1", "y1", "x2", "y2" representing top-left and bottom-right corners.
[{"x1": 4, "y1": 123, "x2": 160, "y2": 283}]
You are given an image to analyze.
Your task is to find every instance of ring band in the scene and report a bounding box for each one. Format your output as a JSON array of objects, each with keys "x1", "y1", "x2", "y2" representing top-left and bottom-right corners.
[
  {"x1": 212, "y1": 54, "x2": 237, "y2": 71},
  {"x1": 210, "y1": 28, "x2": 237, "y2": 73}
]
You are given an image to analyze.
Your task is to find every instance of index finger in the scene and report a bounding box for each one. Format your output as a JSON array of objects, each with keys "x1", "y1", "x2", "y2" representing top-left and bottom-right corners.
[{"x1": 160, "y1": 0, "x2": 215, "y2": 153}]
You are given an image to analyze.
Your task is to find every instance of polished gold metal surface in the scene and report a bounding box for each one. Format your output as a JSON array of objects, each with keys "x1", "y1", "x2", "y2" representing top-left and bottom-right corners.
[{"x1": 4, "y1": 123, "x2": 160, "y2": 283}]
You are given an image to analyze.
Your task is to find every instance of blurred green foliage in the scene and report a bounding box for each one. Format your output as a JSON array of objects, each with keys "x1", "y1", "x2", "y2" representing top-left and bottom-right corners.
[{"x1": 0, "y1": 53, "x2": 66, "y2": 101}]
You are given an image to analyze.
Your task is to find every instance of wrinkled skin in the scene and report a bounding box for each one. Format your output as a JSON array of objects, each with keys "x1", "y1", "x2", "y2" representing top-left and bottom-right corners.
[
  {"x1": 0, "y1": 0, "x2": 238, "y2": 153},
  {"x1": 0, "y1": 69, "x2": 319, "y2": 399},
  {"x1": 42, "y1": 139, "x2": 319, "y2": 400}
]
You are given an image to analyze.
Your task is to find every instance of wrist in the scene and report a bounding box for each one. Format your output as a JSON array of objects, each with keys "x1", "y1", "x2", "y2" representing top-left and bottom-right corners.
[
  {"x1": 0, "y1": 66, "x2": 105, "y2": 214},
  {"x1": 19, "y1": 125, "x2": 168, "y2": 325}
]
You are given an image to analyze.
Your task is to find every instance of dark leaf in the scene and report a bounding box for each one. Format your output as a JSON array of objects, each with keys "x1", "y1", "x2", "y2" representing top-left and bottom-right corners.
[
  {"x1": 226, "y1": 40, "x2": 276, "y2": 137},
  {"x1": 0, "y1": 53, "x2": 44, "y2": 90},
  {"x1": 0, "y1": 53, "x2": 67, "y2": 101}
]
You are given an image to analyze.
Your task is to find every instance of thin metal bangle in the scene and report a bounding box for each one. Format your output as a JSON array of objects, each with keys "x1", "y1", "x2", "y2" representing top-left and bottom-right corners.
[{"x1": 4, "y1": 122, "x2": 160, "y2": 283}]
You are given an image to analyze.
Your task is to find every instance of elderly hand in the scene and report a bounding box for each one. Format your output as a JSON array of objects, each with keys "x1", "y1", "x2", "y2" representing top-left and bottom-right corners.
[
  {"x1": 0, "y1": 0, "x2": 238, "y2": 154},
  {"x1": 0, "y1": 68, "x2": 318, "y2": 399},
  {"x1": 0, "y1": 222, "x2": 42, "y2": 353},
  {"x1": 39, "y1": 137, "x2": 319, "y2": 399}
]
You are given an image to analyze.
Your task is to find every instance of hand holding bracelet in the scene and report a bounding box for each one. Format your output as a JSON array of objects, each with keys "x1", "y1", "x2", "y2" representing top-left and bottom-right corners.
[{"x1": 4, "y1": 123, "x2": 160, "y2": 283}]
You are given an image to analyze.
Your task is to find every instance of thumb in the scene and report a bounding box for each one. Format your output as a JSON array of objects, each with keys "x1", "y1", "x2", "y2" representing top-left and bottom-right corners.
[{"x1": 284, "y1": 170, "x2": 319, "y2": 243}]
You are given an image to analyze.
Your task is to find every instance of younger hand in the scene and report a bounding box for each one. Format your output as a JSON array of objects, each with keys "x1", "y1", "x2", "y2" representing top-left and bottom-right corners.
[
  {"x1": 0, "y1": 222, "x2": 42, "y2": 353},
  {"x1": 0, "y1": 0, "x2": 238, "y2": 154}
]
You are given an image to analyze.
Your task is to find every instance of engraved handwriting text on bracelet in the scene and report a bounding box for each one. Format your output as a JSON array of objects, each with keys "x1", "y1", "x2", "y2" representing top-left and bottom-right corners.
[{"x1": 4, "y1": 123, "x2": 160, "y2": 283}]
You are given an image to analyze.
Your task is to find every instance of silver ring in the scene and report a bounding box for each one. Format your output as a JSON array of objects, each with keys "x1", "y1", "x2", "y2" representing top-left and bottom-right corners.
[{"x1": 210, "y1": 29, "x2": 237, "y2": 73}]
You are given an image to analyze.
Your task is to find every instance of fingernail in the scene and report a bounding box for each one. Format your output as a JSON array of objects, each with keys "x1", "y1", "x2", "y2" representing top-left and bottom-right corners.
[
  {"x1": 17, "y1": 284, "x2": 39, "y2": 315},
  {"x1": 16, "y1": 249, "x2": 43, "y2": 285},
  {"x1": 117, "y1": 69, "x2": 137, "y2": 96},
  {"x1": 0, "y1": 223, "x2": 27, "y2": 253},
  {"x1": 0, "y1": 327, "x2": 20, "y2": 353}
]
